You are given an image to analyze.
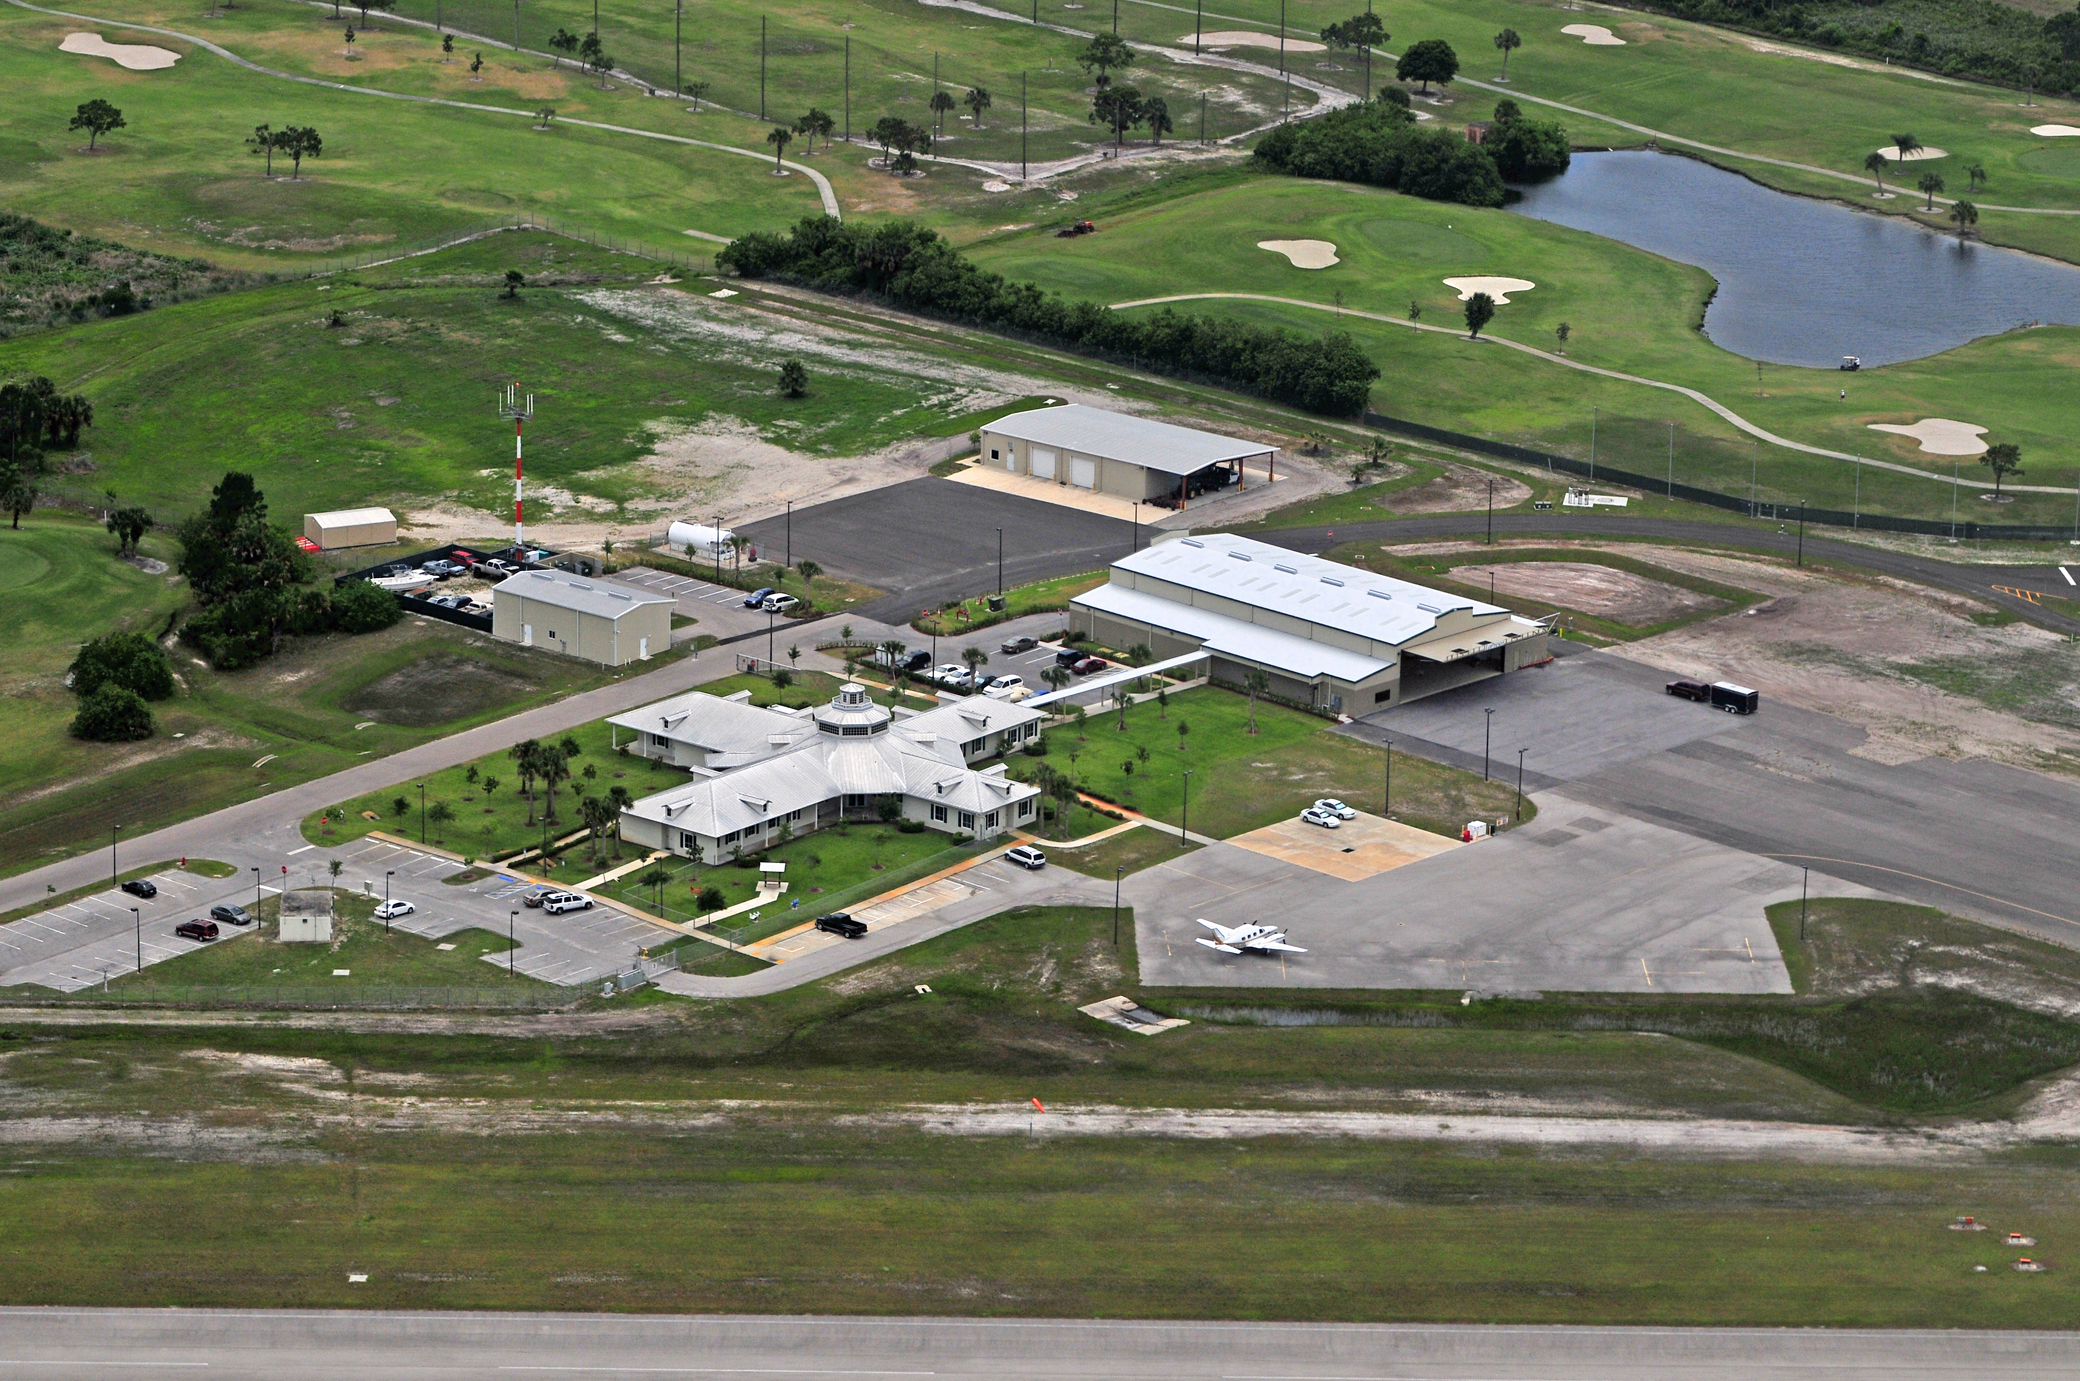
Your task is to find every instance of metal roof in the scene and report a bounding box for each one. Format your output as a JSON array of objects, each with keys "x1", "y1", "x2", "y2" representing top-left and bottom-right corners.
[
  {"x1": 980, "y1": 404, "x2": 1275, "y2": 477},
  {"x1": 305, "y1": 507, "x2": 396, "y2": 527},
  {"x1": 1110, "y1": 533, "x2": 1506, "y2": 648},
  {"x1": 492, "y1": 569, "x2": 676, "y2": 621},
  {"x1": 1074, "y1": 583, "x2": 1392, "y2": 682}
]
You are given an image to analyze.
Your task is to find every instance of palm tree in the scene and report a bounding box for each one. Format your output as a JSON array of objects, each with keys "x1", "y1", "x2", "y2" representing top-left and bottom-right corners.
[
  {"x1": 1948, "y1": 198, "x2": 1978, "y2": 242},
  {"x1": 1042, "y1": 664, "x2": 1073, "y2": 697},
  {"x1": 878, "y1": 639, "x2": 906, "y2": 681},
  {"x1": 795, "y1": 559, "x2": 821, "y2": 593},
  {"x1": 581, "y1": 795, "x2": 616, "y2": 867},
  {"x1": 1244, "y1": 669, "x2": 1270, "y2": 734},
  {"x1": 964, "y1": 87, "x2": 992, "y2": 129},
  {"x1": 1890, "y1": 132, "x2": 1921, "y2": 162},
  {"x1": 1917, "y1": 171, "x2": 1945, "y2": 210},
  {"x1": 766, "y1": 125, "x2": 792, "y2": 169},
  {"x1": 509, "y1": 739, "x2": 541, "y2": 825},
  {"x1": 1112, "y1": 685, "x2": 1132, "y2": 730},
  {"x1": 726, "y1": 533, "x2": 751, "y2": 576},
  {"x1": 930, "y1": 89, "x2": 957, "y2": 137},
  {"x1": 1966, "y1": 162, "x2": 1987, "y2": 192},
  {"x1": 1494, "y1": 27, "x2": 1521, "y2": 81},
  {"x1": 606, "y1": 786, "x2": 632, "y2": 859},
  {"x1": 1863, "y1": 150, "x2": 1889, "y2": 197},
  {"x1": 961, "y1": 645, "x2": 989, "y2": 687}
]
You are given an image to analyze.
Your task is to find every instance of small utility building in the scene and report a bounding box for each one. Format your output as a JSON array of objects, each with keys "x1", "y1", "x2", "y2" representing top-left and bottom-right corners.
[
  {"x1": 1070, "y1": 533, "x2": 1550, "y2": 714},
  {"x1": 490, "y1": 569, "x2": 674, "y2": 666},
  {"x1": 977, "y1": 404, "x2": 1275, "y2": 506},
  {"x1": 302, "y1": 507, "x2": 397, "y2": 551}
]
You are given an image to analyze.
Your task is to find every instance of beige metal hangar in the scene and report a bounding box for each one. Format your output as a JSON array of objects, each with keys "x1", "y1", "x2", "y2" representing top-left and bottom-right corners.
[
  {"x1": 302, "y1": 507, "x2": 397, "y2": 550},
  {"x1": 490, "y1": 568, "x2": 675, "y2": 667},
  {"x1": 976, "y1": 404, "x2": 1276, "y2": 508}
]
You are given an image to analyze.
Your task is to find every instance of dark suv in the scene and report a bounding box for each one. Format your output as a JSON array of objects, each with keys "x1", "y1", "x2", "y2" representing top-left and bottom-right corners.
[
  {"x1": 1665, "y1": 679, "x2": 1711, "y2": 703},
  {"x1": 173, "y1": 919, "x2": 219, "y2": 942},
  {"x1": 814, "y1": 913, "x2": 868, "y2": 939},
  {"x1": 119, "y1": 878, "x2": 157, "y2": 900}
]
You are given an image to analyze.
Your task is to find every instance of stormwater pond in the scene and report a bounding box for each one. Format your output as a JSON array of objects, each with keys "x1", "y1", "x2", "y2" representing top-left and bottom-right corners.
[{"x1": 1508, "y1": 150, "x2": 2080, "y2": 367}]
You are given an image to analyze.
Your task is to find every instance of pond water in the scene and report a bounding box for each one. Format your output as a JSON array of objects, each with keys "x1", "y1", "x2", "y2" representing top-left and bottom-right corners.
[{"x1": 1507, "y1": 151, "x2": 2080, "y2": 367}]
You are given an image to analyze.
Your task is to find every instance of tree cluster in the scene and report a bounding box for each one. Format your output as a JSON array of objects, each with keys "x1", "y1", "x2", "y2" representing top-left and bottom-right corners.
[
  {"x1": 1483, "y1": 100, "x2": 1572, "y2": 182},
  {"x1": 174, "y1": 471, "x2": 397, "y2": 668},
  {"x1": 0, "y1": 374, "x2": 96, "y2": 527},
  {"x1": 248, "y1": 124, "x2": 324, "y2": 180},
  {"x1": 868, "y1": 116, "x2": 933, "y2": 174},
  {"x1": 1251, "y1": 97, "x2": 1509, "y2": 207},
  {"x1": 718, "y1": 217, "x2": 1381, "y2": 417},
  {"x1": 67, "y1": 632, "x2": 175, "y2": 741}
]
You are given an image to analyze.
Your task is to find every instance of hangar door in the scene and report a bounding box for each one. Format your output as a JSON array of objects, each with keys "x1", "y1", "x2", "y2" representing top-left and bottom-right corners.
[
  {"x1": 1069, "y1": 456, "x2": 1096, "y2": 489},
  {"x1": 1030, "y1": 447, "x2": 1056, "y2": 480}
]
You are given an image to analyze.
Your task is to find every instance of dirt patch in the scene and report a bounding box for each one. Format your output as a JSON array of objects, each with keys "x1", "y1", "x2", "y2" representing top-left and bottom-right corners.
[
  {"x1": 1375, "y1": 461, "x2": 1532, "y2": 514},
  {"x1": 343, "y1": 653, "x2": 535, "y2": 728},
  {"x1": 1448, "y1": 561, "x2": 1722, "y2": 626}
]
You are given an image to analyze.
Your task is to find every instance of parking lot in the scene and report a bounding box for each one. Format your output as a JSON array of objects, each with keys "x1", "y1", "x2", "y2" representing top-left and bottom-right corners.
[
  {"x1": 333, "y1": 838, "x2": 679, "y2": 986},
  {"x1": 0, "y1": 867, "x2": 277, "y2": 993},
  {"x1": 607, "y1": 566, "x2": 791, "y2": 643}
]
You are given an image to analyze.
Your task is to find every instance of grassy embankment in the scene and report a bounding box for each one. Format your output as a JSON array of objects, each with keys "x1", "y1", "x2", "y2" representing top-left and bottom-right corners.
[
  {"x1": 0, "y1": 516, "x2": 630, "y2": 879},
  {"x1": 966, "y1": 176, "x2": 2080, "y2": 527},
  {"x1": 2, "y1": 902, "x2": 2079, "y2": 1319}
]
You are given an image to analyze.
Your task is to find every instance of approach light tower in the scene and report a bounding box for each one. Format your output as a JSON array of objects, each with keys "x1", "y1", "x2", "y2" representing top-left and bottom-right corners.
[{"x1": 499, "y1": 383, "x2": 534, "y2": 552}]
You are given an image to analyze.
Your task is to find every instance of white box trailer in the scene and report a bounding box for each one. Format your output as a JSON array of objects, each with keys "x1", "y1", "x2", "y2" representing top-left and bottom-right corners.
[
  {"x1": 304, "y1": 507, "x2": 398, "y2": 550},
  {"x1": 666, "y1": 520, "x2": 735, "y2": 561}
]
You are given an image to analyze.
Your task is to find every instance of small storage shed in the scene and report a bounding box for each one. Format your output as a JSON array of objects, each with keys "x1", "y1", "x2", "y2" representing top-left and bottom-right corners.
[
  {"x1": 278, "y1": 888, "x2": 334, "y2": 943},
  {"x1": 303, "y1": 507, "x2": 398, "y2": 550}
]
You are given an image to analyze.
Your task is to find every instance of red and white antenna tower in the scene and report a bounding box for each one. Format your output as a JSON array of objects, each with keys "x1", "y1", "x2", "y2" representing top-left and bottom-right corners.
[{"x1": 499, "y1": 383, "x2": 534, "y2": 552}]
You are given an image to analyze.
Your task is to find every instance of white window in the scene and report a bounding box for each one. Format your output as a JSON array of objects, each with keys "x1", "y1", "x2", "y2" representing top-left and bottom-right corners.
[
  {"x1": 1017, "y1": 799, "x2": 1033, "y2": 818},
  {"x1": 931, "y1": 804, "x2": 948, "y2": 823},
  {"x1": 959, "y1": 811, "x2": 976, "y2": 830},
  {"x1": 984, "y1": 811, "x2": 1000, "y2": 830},
  {"x1": 990, "y1": 448, "x2": 1001, "y2": 460}
]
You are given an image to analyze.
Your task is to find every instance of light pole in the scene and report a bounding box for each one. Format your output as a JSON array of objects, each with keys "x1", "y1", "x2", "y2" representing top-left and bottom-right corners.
[
  {"x1": 1515, "y1": 748, "x2": 1527, "y2": 821},
  {"x1": 131, "y1": 907, "x2": 140, "y2": 973},
  {"x1": 1483, "y1": 708, "x2": 1494, "y2": 781},
  {"x1": 384, "y1": 869, "x2": 395, "y2": 933},
  {"x1": 1112, "y1": 865, "x2": 1124, "y2": 947},
  {"x1": 1383, "y1": 736, "x2": 1393, "y2": 817},
  {"x1": 1180, "y1": 769, "x2": 1193, "y2": 848},
  {"x1": 1486, "y1": 478, "x2": 1494, "y2": 546},
  {"x1": 509, "y1": 910, "x2": 518, "y2": 975},
  {"x1": 1131, "y1": 502, "x2": 1140, "y2": 551},
  {"x1": 418, "y1": 783, "x2": 427, "y2": 844},
  {"x1": 1796, "y1": 500, "x2": 1807, "y2": 567},
  {"x1": 996, "y1": 527, "x2": 1004, "y2": 598},
  {"x1": 768, "y1": 609, "x2": 776, "y2": 668},
  {"x1": 1799, "y1": 867, "x2": 1810, "y2": 941},
  {"x1": 110, "y1": 823, "x2": 121, "y2": 888},
  {"x1": 251, "y1": 866, "x2": 261, "y2": 914},
  {"x1": 785, "y1": 499, "x2": 792, "y2": 569}
]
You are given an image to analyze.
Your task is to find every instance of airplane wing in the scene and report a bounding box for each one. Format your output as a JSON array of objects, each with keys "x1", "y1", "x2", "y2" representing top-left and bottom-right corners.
[
  {"x1": 1195, "y1": 918, "x2": 1227, "y2": 936},
  {"x1": 1195, "y1": 938, "x2": 1243, "y2": 955},
  {"x1": 1249, "y1": 940, "x2": 1308, "y2": 954}
]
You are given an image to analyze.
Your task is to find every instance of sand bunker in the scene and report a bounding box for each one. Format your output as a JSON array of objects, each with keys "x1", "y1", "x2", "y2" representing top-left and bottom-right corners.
[
  {"x1": 1443, "y1": 275, "x2": 1535, "y2": 303},
  {"x1": 1876, "y1": 145, "x2": 1947, "y2": 161},
  {"x1": 1258, "y1": 239, "x2": 1340, "y2": 269},
  {"x1": 1867, "y1": 418, "x2": 1989, "y2": 456},
  {"x1": 60, "y1": 31, "x2": 179, "y2": 70},
  {"x1": 2032, "y1": 125, "x2": 2080, "y2": 138},
  {"x1": 1561, "y1": 24, "x2": 1626, "y2": 46},
  {"x1": 1179, "y1": 31, "x2": 1327, "y2": 53}
]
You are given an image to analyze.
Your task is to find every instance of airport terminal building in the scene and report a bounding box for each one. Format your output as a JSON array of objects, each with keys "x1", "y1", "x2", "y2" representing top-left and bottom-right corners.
[{"x1": 1069, "y1": 533, "x2": 1550, "y2": 714}]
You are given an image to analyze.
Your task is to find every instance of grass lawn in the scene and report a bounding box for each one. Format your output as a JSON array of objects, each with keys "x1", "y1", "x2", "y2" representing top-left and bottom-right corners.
[
  {"x1": 604, "y1": 822, "x2": 972, "y2": 933},
  {"x1": 913, "y1": 569, "x2": 1105, "y2": 637},
  {"x1": 0, "y1": 518, "x2": 633, "y2": 878},
  {"x1": 1046, "y1": 823, "x2": 1201, "y2": 879},
  {"x1": 966, "y1": 177, "x2": 2080, "y2": 528},
  {"x1": 107, "y1": 889, "x2": 558, "y2": 995},
  {"x1": 1017, "y1": 688, "x2": 1528, "y2": 839}
]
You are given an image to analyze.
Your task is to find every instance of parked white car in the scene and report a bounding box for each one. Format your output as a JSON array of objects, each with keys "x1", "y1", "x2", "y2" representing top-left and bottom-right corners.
[
  {"x1": 1299, "y1": 807, "x2": 1342, "y2": 830},
  {"x1": 761, "y1": 593, "x2": 800, "y2": 614},
  {"x1": 1004, "y1": 844, "x2": 1047, "y2": 870},
  {"x1": 934, "y1": 664, "x2": 970, "y2": 688},
  {"x1": 1312, "y1": 798, "x2": 1357, "y2": 820},
  {"x1": 373, "y1": 899, "x2": 415, "y2": 919},
  {"x1": 983, "y1": 675, "x2": 1026, "y2": 699}
]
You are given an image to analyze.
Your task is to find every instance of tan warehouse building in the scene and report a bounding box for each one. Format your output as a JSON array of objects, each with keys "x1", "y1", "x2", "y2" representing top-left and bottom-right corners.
[
  {"x1": 302, "y1": 507, "x2": 397, "y2": 550},
  {"x1": 1070, "y1": 533, "x2": 1550, "y2": 715},
  {"x1": 977, "y1": 404, "x2": 1276, "y2": 506},
  {"x1": 490, "y1": 569, "x2": 674, "y2": 667}
]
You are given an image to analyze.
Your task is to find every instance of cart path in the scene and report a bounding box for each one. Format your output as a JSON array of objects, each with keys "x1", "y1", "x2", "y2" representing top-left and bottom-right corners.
[
  {"x1": 9, "y1": 0, "x2": 840, "y2": 218},
  {"x1": 1109, "y1": 291, "x2": 2076, "y2": 495}
]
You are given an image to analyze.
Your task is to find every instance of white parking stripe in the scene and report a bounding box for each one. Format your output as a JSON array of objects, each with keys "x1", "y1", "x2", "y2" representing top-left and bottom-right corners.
[{"x1": 2062, "y1": 566, "x2": 2075, "y2": 586}]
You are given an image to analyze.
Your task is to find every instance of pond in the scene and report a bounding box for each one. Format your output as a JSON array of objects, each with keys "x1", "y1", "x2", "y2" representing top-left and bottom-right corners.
[{"x1": 1507, "y1": 151, "x2": 2080, "y2": 367}]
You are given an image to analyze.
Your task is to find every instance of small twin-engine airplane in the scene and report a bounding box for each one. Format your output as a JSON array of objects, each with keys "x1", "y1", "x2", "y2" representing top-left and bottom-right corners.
[{"x1": 1194, "y1": 919, "x2": 1307, "y2": 956}]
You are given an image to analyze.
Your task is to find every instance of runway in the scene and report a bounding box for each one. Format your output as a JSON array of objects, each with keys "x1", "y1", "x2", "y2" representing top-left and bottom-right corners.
[{"x1": 0, "y1": 1310, "x2": 2073, "y2": 1379}]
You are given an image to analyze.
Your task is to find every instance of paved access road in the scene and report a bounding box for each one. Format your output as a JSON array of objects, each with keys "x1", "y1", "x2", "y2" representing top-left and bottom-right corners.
[{"x1": 0, "y1": 1309, "x2": 2072, "y2": 1379}]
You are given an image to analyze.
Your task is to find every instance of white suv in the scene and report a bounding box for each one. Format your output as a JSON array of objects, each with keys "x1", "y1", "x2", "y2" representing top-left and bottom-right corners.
[
  {"x1": 983, "y1": 675, "x2": 1026, "y2": 699},
  {"x1": 1004, "y1": 845, "x2": 1046, "y2": 870},
  {"x1": 542, "y1": 894, "x2": 594, "y2": 914},
  {"x1": 761, "y1": 593, "x2": 800, "y2": 614}
]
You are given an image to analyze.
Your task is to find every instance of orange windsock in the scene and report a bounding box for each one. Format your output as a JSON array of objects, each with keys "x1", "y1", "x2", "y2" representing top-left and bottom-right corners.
[{"x1": 1030, "y1": 1098, "x2": 1045, "y2": 1112}]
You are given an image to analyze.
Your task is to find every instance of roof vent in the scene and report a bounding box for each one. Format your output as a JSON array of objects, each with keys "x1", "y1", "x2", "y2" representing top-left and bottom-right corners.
[
  {"x1": 1319, "y1": 576, "x2": 1345, "y2": 588},
  {"x1": 1368, "y1": 589, "x2": 1394, "y2": 601},
  {"x1": 609, "y1": 591, "x2": 632, "y2": 601},
  {"x1": 1417, "y1": 601, "x2": 1443, "y2": 614},
  {"x1": 1180, "y1": 538, "x2": 1205, "y2": 548},
  {"x1": 1228, "y1": 550, "x2": 1252, "y2": 562},
  {"x1": 569, "y1": 580, "x2": 593, "y2": 591},
  {"x1": 1274, "y1": 563, "x2": 1298, "y2": 574},
  {"x1": 529, "y1": 571, "x2": 551, "y2": 580}
]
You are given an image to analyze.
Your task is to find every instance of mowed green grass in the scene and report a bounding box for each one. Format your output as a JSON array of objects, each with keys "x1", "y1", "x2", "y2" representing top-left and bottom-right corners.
[
  {"x1": 966, "y1": 176, "x2": 2080, "y2": 523},
  {"x1": 0, "y1": 235, "x2": 1023, "y2": 522},
  {"x1": 0, "y1": 2, "x2": 824, "y2": 267},
  {"x1": 0, "y1": 517, "x2": 622, "y2": 878},
  {"x1": 1012, "y1": 687, "x2": 1527, "y2": 839}
]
